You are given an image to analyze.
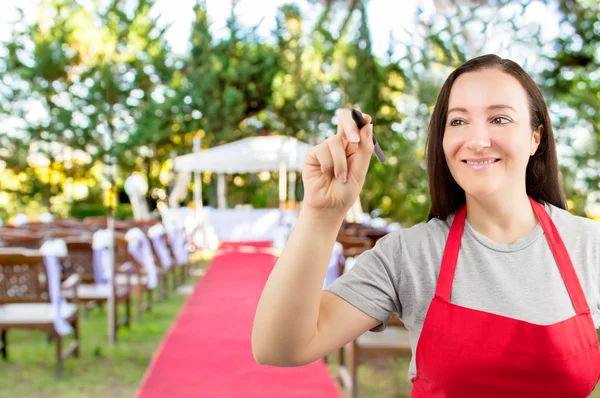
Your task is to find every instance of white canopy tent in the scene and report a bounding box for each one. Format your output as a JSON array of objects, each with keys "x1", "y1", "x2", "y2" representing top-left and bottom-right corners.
[
  {"x1": 168, "y1": 136, "x2": 313, "y2": 244},
  {"x1": 173, "y1": 135, "x2": 312, "y2": 210},
  {"x1": 174, "y1": 135, "x2": 311, "y2": 174}
]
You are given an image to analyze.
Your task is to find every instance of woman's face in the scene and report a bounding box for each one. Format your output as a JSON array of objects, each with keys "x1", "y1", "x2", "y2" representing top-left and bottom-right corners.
[{"x1": 442, "y1": 68, "x2": 541, "y2": 200}]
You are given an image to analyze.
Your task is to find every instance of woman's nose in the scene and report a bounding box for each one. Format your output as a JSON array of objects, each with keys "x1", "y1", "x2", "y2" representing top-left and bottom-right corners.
[{"x1": 465, "y1": 125, "x2": 491, "y2": 152}]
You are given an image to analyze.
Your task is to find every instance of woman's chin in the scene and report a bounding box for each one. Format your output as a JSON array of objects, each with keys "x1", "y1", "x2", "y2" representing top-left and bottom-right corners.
[{"x1": 461, "y1": 184, "x2": 503, "y2": 200}]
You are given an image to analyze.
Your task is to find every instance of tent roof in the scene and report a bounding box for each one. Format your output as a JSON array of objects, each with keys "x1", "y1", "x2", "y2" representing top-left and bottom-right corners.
[{"x1": 173, "y1": 136, "x2": 313, "y2": 174}]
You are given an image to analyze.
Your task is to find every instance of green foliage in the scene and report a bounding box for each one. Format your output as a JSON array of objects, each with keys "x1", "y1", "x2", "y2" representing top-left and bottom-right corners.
[
  {"x1": 68, "y1": 203, "x2": 133, "y2": 220},
  {"x1": 1, "y1": 0, "x2": 599, "y2": 224},
  {"x1": 540, "y1": 0, "x2": 600, "y2": 214},
  {"x1": 115, "y1": 203, "x2": 134, "y2": 219},
  {"x1": 68, "y1": 203, "x2": 106, "y2": 219},
  {"x1": 0, "y1": 0, "x2": 180, "y2": 214},
  {"x1": 180, "y1": 2, "x2": 283, "y2": 147}
]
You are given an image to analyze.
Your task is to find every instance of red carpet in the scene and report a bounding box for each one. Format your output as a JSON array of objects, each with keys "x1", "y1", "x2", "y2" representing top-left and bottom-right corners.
[{"x1": 136, "y1": 241, "x2": 342, "y2": 398}]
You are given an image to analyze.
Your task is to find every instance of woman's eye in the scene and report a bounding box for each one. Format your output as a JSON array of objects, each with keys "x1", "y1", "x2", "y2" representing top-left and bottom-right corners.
[
  {"x1": 492, "y1": 116, "x2": 511, "y2": 124},
  {"x1": 450, "y1": 119, "x2": 464, "y2": 126}
]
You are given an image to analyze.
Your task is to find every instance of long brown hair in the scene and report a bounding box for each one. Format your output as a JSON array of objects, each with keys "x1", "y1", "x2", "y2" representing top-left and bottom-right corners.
[{"x1": 426, "y1": 54, "x2": 566, "y2": 220}]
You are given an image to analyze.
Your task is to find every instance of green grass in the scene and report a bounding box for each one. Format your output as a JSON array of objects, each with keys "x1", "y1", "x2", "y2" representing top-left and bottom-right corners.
[
  {"x1": 0, "y1": 267, "x2": 205, "y2": 398},
  {"x1": 326, "y1": 355, "x2": 413, "y2": 398}
]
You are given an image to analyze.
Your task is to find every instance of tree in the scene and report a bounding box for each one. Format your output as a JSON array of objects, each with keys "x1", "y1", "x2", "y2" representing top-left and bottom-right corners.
[
  {"x1": 178, "y1": 1, "x2": 287, "y2": 207},
  {"x1": 182, "y1": 1, "x2": 283, "y2": 146},
  {"x1": 0, "y1": 0, "x2": 178, "y2": 214},
  {"x1": 540, "y1": 0, "x2": 600, "y2": 215},
  {"x1": 1, "y1": 0, "x2": 598, "y2": 223}
]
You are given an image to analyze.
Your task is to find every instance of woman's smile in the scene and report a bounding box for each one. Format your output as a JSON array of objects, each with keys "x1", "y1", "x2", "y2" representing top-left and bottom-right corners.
[{"x1": 461, "y1": 157, "x2": 501, "y2": 171}]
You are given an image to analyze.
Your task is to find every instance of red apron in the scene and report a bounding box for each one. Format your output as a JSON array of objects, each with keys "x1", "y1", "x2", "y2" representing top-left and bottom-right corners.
[{"x1": 411, "y1": 198, "x2": 600, "y2": 397}]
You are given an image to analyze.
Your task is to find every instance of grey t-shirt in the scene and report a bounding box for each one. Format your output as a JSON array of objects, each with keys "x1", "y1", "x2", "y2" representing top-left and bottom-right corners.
[{"x1": 326, "y1": 203, "x2": 600, "y2": 381}]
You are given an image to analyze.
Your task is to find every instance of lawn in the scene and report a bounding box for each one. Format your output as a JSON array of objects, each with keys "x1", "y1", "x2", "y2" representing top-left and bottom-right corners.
[
  {"x1": 0, "y1": 267, "x2": 205, "y2": 398},
  {"x1": 326, "y1": 355, "x2": 413, "y2": 398}
]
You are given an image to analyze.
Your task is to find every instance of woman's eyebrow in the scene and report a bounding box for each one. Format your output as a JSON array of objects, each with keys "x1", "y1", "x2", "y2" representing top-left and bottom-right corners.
[
  {"x1": 487, "y1": 104, "x2": 516, "y2": 112},
  {"x1": 447, "y1": 104, "x2": 517, "y2": 116}
]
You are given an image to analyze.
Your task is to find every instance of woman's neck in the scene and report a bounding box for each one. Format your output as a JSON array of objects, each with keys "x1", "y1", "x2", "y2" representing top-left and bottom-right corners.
[{"x1": 465, "y1": 191, "x2": 539, "y2": 244}]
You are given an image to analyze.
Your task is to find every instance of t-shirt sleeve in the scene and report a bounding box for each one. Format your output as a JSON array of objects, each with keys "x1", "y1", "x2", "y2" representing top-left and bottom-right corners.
[{"x1": 325, "y1": 232, "x2": 402, "y2": 332}]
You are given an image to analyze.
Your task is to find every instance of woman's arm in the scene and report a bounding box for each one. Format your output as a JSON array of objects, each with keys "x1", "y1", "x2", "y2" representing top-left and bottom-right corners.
[{"x1": 251, "y1": 209, "x2": 382, "y2": 366}]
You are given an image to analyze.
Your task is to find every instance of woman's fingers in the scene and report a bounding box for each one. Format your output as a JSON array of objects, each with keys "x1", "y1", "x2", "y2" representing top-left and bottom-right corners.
[
  {"x1": 312, "y1": 143, "x2": 333, "y2": 177},
  {"x1": 350, "y1": 123, "x2": 375, "y2": 183},
  {"x1": 306, "y1": 109, "x2": 373, "y2": 181},
  {"x1": 306, "y1": 135, "x2": 349, "y2": 182},
  {"x1": 327, "y1": 134, "x2": 348, "y2": 182},
  {"x1": 336, "y1": 109, "x2": 371, "y2": 143}
]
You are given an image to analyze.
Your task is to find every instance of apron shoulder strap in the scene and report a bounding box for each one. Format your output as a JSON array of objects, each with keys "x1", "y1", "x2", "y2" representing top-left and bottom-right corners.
[
  {"x1": 434, "y1": 205, "x2": 466, "y2": 302},
  {"x1": 530, "y1": 198, "x2": 590, "y2": 315}
]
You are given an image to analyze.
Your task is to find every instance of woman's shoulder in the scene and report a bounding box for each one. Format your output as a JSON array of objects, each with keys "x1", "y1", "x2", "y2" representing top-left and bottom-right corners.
[
  {"x1": 546, "y1": 202, "x2": 600, "y2": 236},
  {"x1": 386, "y1": 214, "x2": 453, "y2": 250},
  {"x1": 545, "y1": 203, "x2": 600, "y2": 260}
]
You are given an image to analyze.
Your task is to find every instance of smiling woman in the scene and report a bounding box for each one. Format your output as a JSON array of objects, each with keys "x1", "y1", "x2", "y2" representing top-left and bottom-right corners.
[
  {"x1": 252, "y1": 54, "x2": 600, "y2": 398},
  {"x1": 426, "y1": 55, "x2": 565, "y2": 222}
]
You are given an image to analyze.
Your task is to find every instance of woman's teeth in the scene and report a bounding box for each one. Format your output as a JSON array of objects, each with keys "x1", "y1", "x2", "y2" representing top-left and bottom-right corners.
[{"x1": 465, "y1": 159, "x2": 497, "y2": 165}]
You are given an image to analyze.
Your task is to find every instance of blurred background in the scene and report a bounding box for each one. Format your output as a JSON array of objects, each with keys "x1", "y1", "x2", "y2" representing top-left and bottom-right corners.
[
  {"x1": 0, "y1": 0, "x2": 598, "y2": 226},
  {"x1": 0, "y1": 0, "x2": 598, "y2": 397}
]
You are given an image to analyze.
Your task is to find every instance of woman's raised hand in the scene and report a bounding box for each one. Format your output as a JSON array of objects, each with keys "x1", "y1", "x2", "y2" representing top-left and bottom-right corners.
[{"x1": 301, "y1": 109, "x2": 374, "y2": 214}]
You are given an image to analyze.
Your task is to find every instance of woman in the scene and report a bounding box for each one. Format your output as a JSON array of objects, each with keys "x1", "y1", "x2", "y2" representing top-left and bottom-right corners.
[{"x1": 252, "y1": 54, "x2": 600, "y2": 397}]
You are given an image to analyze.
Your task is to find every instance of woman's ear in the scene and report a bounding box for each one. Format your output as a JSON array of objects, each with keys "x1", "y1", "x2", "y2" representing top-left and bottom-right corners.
[{"x1": 531, "y1": 125, "x2": 542, "y2": 156}]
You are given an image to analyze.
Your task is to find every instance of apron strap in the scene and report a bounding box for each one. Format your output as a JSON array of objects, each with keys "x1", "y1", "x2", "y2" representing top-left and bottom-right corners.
[
  {"x1": 529, "y1": 197, "x2": 590, "y2": 315},
  {"x1": 434, "y1": 205, "x2": 466, "y2": 302},
  {"x1": 434, "y1": 198, "x2": 589, "y2": 315}
]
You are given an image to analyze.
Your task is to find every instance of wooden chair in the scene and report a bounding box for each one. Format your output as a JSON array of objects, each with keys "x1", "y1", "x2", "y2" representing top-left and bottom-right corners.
[
  {"x1": 165, "y1": 232, "x2": 190, "y2": 287},
  {"x1": 133, "y1": 227, "x2": 173, "y2": 300},
  {"x1": 339, "y1": 222, "x2": 364, "y2": 235},
  {"x1": 340, "y1": 222, "x2": 389, "y2": 243},
  {"x1": 18, "y1": 221, "x2": 46, "y2": 232},
  {"x1": 335, "y1": 235, "x2": 373, "y2": 275},
  {"x1": 104, "y1": 220, "x2": 186, "y2": 290},
  {"x1": 152, "y1": 230, "x2": 190, "y2": 287},
  {"x1": 131, "y1": 229, "x2": 171, "y2": 301},
  {"x1": 53, "y1": 219, "x2": 85, "y2": 228},
  {"x1": 323, "y1": 235, "x2": 373, "y2": 367},
  {"x1": 360, "y1": 228, "x2": 388, "y2": 244},
  {"x1": 149, "y1": 233, "x2": 179, "y2": 293},
  {"x1": 44, "y1": 228, "x2": 93, "y2": 240},
  {"x1": 114, "y1": 237, "x2": 155, "y2": 321},
  {"x1": 0, "y1": 252, "x2": 80, "y2": 377},
  {"x1": 115, "y1": 219, "x2": 159, "y2": 231},
  {"x1": 334, "y1": 234, "x2": 412, "y2": 398},
  {"x1": 82, "y1": 217, "x2": 108, "y2": 231},
  {"x1": 337, "y1": 313, "x2": 412, "y2": 398},
  {"x1": 62, "y1": 240, "x2": 131, "y2": 338},
  {"x1": 0, "y1": 233, "x2": 45, "y2": 249}
]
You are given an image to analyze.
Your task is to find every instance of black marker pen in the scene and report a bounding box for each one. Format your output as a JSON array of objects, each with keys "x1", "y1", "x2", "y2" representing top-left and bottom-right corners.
[{"x1": 351, "y1": 109, "x2": 386, "y2": 162}]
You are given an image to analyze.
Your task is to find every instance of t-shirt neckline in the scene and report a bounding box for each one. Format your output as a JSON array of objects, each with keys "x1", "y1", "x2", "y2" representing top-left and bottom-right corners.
[{"x1": 463, "y1": 206, "x2": 547, "y2": 253}]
